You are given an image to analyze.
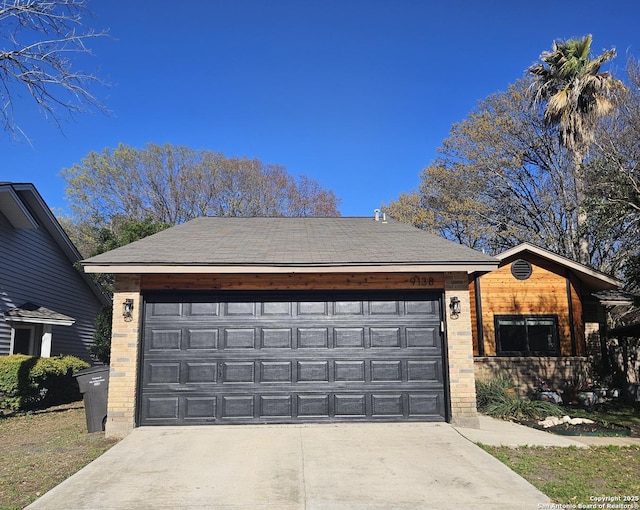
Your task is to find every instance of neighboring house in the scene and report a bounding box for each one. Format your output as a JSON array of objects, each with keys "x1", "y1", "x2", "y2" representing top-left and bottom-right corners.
[
  {"x1": 471, "y1": 243, "x2": 621, "y2": 392},
  {"x1": 605, "y1": 304, "x2": 640, "y2": 392},
  {"x1": 0, "y1": 183, "x2": 110, "y2": 362},
  {"x1": 81, "y1": 216, "x2": 499, "y2": 438}
]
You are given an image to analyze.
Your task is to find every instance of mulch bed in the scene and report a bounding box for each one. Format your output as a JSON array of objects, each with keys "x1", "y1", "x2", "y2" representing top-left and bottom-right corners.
[{"x1": 521, "y1": 419, "x2": 633, "y2": 437}]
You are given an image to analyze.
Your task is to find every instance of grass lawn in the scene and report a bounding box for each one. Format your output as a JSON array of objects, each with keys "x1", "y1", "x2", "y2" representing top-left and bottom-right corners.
[
  {"x1": 481, "y1": 444, "x2": 640, "y2": 505},
  {"x1": 0, "y1": 402, "x2": 119, "y2": 510},
  {"x1": 480, "y1": 403, "x2": 640, "y2": 504}
]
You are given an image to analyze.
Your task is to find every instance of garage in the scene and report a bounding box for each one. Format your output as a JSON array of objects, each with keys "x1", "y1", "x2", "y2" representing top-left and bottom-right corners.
[
  {"x1": 139, "y1": 290, "x2": 446, "y2": 425},
  {"x1": 81, "y1": 216, "x2": 499, "y2": 437}
]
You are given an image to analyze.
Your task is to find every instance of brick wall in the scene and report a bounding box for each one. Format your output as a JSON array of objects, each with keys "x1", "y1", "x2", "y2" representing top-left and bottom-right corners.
[
  {"x1": 105, "y1": 275, "x2": 141, "y2": 439},
  {"x1": 104, "y1": 271, "x2": 481, "y2": 436},
  {"x1": 445, "y1": 272, "x2": 479, "y2": 428},
  {"x1": 474, "y1": 356, "x2": 591, "y2": 395}
]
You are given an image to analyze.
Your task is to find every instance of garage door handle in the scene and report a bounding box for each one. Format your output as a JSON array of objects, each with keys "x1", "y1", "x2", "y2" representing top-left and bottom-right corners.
[{"x1": 217, "y1": 363, "x2": 223, "y2": 382}]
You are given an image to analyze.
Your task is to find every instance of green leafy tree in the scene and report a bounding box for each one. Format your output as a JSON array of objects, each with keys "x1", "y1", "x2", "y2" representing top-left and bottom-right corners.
[
  {"x1": 82, "y1": 217, "x2": 170, "y2": 364},
  {"x1": 89, "y1": 306, "x2": 112, "y2": 365},
  {"x1": 528, "y1": 34, "x2": 622, "y2": 264}
]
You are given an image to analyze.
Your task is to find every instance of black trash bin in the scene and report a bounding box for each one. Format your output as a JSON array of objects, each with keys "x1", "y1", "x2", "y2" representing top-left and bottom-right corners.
[{"x1": 74, "y1": 366, "x2": 109, "y2": 433}]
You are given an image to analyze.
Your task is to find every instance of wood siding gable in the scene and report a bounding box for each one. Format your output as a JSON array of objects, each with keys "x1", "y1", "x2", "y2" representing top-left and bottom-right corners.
[{"x1": 471, "y1": 252, "x2": 585, "y2": 357}]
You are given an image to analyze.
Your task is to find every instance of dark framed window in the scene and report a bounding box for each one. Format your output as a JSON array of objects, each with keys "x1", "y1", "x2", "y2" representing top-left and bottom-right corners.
[{"x1": 495, "y1": 315, "x2": 559, "y2": 356}]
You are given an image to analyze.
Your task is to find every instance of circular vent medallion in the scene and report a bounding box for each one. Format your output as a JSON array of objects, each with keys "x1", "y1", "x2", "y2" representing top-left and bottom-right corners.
[{"x1": 511, "y1": 259, "x2": 532, "y2": 280}]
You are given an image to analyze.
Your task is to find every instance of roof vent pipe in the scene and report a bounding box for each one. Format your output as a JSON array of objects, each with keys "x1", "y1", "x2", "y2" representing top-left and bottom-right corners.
[{"x1": 374, "y1": 209, "x2": 380, "y2": 221}]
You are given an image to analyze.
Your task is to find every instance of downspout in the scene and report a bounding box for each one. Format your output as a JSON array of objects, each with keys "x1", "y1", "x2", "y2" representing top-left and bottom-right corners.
[{"x1": 474, "y1": 276, "x2": 485, "y2": 356}]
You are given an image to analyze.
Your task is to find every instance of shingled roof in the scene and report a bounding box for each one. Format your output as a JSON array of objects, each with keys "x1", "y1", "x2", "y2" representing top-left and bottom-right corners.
[{"x1": 81, "y1": 217, "x2": 498, "y2": 274}]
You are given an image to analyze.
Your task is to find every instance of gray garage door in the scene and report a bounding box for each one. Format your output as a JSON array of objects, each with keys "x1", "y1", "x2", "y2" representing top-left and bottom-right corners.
[{"x1": 139, "y1": 291, "x2": 447, "y2": 425}]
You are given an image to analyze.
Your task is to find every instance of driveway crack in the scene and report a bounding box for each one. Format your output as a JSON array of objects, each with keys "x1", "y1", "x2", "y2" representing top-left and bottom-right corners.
[{"x1": 300, "y1": 429, "x2": 307, "y2": 510}]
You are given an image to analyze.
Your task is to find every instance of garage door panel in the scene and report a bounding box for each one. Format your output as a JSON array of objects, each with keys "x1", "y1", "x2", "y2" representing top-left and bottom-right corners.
[
  {"x1": 260, "y1": 361, "x2": 292, "y2": 383},
  {"x1": 141, "y1": 357, "x2": 440, "y2": 386},
  {"x1": 149, "y1": 329, "x2": 181, "y2": 350},
  {"x1": 186, "y1": 362, "x2": 218, "y2": 383},
  {"x1": 298, "y1": 301, "x2": 328, "y2": 315},
  {"x1": 186, "y1": 329, "x2": 218, "y2": 349},
  {"x1": 406, "y1": 327, "x2": 439, "y2": 348},
  {"x1": 222, "y1": 362, "x2": 254, "y2": 383},
  {"x1": 145, "y1": 396, "x2": 179, "y2": 421},
  {"x1": 146, "y1": 362, "x2": 180, "y2": 384},
  {"x1": 405, "y1": 300, "x2": 439, "y2": 316},
  {"x1": 188, "y1": 302, "x2": 220, "y2": 316},
  {"x1": 149, "y1": 302, "x2": 182, "y2": 318},
  {"x1": 334, "y1": 394, "x2": 366, "y2": 416},
  {"x1": 298, "y1": 328, "x2": 329, "y2": 348},
  {"x1": 224, "y1": 328, "x2": 255, "y2": 349},
  {"x1": 334, "y1": 361, "x2": 365, "y2": 381},
  {"x1": 372, "y1": 394, "x2": 403, "y2": 416},
  {"x1": 334, "y1": 328, "x2": 364, "y2": 348},
  {"x1": 261, "y1": 328, "x2": 292, "y2": 348},
  {"x1": 370, "y1": 300, "x2": 400, "y2": 315},
  {"x1": 297, "y1": 361, "x2": 330, "y2": 382},
  {"x1": 370, "y1": 328, "x2": 400, "y2": 347},
  {"x1": 297, "y1": 395, "x2": 329, "y2": 417},
  {"x1": 262, "y1": 302, "x2": 292, "y2": 316},
  {"x1": 371, "y1": 361, "x2": 402, "y2": 381},
  {"x1": 225, "y1": 302, "x2": 256, "y2": 316},
  {"x1": 408, "y1": 394, "x2": 444, "y2": 417},
  {"x1": 335, "y1": 300, "x2": 364, "y2": 315},
  {"x1": 140, "y1": 291, "x2": 446, "y2": 425},
  {"x1": 259, "y1": 395, "x2": 292, "y2": 417},
  {"x1": 185, "y1": 397, "x2": 216, "y2": 419},
  {"x1": 140, "y1": 389, "x2": 446, "y2": 423}
]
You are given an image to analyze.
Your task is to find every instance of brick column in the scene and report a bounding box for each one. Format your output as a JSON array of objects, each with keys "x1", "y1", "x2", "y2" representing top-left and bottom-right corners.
[
  {"x1": 105, "y1": 275, "x2": 141, "y2": 438},
  {"x1": 445, "y1": 272, "x2": 479, "y2": 428}
]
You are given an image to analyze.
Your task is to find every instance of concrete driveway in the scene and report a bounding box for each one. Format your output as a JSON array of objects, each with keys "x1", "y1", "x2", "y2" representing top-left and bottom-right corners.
[{"x1": 27, "y1": 423, "x2": 550, "y2": 510}]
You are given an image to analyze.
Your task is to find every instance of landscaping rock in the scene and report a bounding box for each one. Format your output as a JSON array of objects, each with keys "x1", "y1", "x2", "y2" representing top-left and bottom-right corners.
[{"x1": 537, "y1": 416, "x2": 596, "y2": 428}]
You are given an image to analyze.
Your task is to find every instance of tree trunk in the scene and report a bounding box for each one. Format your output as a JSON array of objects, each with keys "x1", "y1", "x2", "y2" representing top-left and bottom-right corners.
[{"x1": 573, "y1": 150, "x2": 590, "y2": 265}]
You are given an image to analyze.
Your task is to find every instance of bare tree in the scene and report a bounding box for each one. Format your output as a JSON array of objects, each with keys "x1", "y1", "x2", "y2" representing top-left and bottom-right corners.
[
  {"x1": 0, "y1": 0, "x2": 107, "y2": 138},
  {"x1": 384, "y1": 79, "x2": 629, "y2": 275},
  {"x1": 61, "y1": 143, "x2": 342, "y2": 228}
]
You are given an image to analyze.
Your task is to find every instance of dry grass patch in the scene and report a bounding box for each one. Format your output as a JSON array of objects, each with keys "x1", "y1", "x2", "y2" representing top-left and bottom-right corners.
[{"x1": 0, "y1": 402, "x2": 118, "y2": 510}]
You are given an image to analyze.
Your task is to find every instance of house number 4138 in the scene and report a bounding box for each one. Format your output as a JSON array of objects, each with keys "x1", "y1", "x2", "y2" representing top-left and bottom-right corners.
[{"x1": 409, "y1": 276, "x2": 434, "y2": 287}]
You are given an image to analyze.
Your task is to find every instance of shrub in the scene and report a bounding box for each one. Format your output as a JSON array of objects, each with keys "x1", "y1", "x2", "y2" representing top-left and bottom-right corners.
[
  {"x1": 0, "y1": 355, "x2": 89, "y2": 411},
  {"x1": 476, "y1": 376, "x2": 563, "y2": 421},
  {"x1": 475, "y1": 375, "x2": 515, "y2": 409},
  {"x1": 89, "y1": 306, "x2": 112, "y2": 365}
]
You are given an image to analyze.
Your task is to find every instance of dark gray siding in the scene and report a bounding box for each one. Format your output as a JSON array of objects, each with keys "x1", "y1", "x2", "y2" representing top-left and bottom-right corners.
[{"x1": 0, "y1": 220, "x2": 103, "y2": 362}]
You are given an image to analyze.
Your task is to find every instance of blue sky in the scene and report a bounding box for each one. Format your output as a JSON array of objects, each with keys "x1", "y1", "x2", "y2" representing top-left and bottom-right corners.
[{"x1": 3, "y1": 0, "x2": 640, "y2": 218}]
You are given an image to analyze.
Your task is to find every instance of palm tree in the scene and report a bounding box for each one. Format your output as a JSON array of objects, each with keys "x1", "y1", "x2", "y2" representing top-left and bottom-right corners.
[{"x1": 528, "y1": 34, "x2": 621, "y2": 265}]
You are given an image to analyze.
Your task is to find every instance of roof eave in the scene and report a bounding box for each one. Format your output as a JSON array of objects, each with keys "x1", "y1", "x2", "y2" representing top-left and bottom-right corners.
[
  {"x1": 82, "y1": 262, "x2": 500, "y2": 275},
  {"x1": 5, "y1": 317, "x2": 76, "y2": 326},
  {"x1": 497, "y1": 242, "x2": 621, "y2": 290}
]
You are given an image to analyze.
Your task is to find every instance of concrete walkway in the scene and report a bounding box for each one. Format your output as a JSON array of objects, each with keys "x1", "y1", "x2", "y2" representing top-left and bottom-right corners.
[
  {"x1": 27, "y1": 422, "x2": 555, "y2": 510},
  {"x1": 455, "y1": 415, "x2": 640, "y2": 448}
]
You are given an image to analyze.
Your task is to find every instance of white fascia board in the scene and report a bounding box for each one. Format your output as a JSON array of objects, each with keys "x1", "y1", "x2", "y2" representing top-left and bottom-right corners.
[
  {"x1": 497, "y1": 243, "x2": 621, "y2": 288},
  {"x1": 0, "y1": 187, "x2": 38, "y2": 229},
  {"x1": 82, "y1": 263, "x2": 499, "y2": 274},
  {"x1": 5, "y1": 317, "x2": 75, "y2": 326}
]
